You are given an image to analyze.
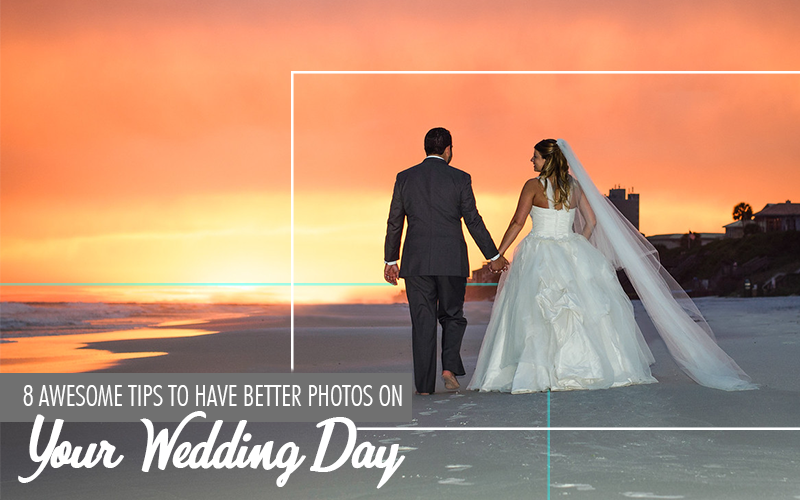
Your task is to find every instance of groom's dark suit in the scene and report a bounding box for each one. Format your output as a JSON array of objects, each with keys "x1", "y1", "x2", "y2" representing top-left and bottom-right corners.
[{"x1": 385, "y1": 156, "x2": 499, "y2": 394}]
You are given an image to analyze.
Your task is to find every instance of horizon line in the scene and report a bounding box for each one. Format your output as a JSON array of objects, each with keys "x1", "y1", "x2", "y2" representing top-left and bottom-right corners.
[{"x1": 0, "y1": 282, "x2": 498, "y2": 287}]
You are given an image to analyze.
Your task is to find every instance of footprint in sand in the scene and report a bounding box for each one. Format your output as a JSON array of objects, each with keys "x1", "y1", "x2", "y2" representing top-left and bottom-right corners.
[
  {"x1": 552, "y1": 483, "x2": 595, "y2": 491},
  {"x1": 445, "y1": 464, "x2": 473, "y2": 472},
  {"x1": 622, "y1": 493, "x2": 685, "y2": 499},
  {"x1": 438, "y1": 478, "x2": 474, "y2": 486}
]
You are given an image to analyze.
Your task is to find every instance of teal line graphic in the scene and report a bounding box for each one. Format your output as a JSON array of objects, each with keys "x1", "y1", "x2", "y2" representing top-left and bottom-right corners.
[
  {"x1": 547, "y1": 390, "x2": 551, "y2": 500},
  {"x1": 1, "y1": 282, "x2": 500, "y2": 287}
]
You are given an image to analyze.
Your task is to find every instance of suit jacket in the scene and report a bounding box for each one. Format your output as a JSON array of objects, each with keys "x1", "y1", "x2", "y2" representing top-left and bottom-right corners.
[{"x1": 384, "y1": 157, "x2": 498, "y2": 278}]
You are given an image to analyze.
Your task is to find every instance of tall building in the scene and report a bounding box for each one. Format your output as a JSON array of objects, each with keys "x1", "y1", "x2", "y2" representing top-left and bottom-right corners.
[{"x1": 607, "y1": 186, "x2": 640, "y2": 230}]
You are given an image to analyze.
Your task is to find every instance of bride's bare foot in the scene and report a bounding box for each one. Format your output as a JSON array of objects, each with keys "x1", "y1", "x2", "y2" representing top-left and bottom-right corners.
[{"x1": 442, "y1": 370, "x2": 460, "y2": 390}]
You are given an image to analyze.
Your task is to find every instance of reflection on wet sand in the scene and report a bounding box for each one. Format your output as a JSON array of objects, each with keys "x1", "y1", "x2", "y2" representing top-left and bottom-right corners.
[{"x1": 0, "y1": 328, "x2": 216, "y2": 373}]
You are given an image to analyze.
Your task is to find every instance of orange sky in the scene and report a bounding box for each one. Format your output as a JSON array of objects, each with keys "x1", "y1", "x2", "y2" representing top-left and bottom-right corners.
[{"x1": 2, "y1": 0, "x2": 799, "y2": 303}]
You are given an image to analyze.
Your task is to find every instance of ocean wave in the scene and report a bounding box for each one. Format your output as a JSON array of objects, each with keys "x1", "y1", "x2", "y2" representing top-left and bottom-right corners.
[{"x1": 0, "y1": 302, "x2": 262, "y2": 338}]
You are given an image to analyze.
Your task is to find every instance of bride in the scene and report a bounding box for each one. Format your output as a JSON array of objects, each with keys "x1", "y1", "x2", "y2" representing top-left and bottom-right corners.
[{"x1": 468, "y1": 139, "x2": 756, "y2": 393}]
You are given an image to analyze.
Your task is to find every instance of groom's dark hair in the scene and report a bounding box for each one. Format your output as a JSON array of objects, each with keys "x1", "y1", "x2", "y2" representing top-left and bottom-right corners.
[{"x1": 424, "y1": 127, "x2": 452, "y2": 155}]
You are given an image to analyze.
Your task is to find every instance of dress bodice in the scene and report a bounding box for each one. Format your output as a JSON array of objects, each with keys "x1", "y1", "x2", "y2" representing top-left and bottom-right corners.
[
  {"x1": 530, "y1": 206, "x2": 575, "y2": 239},
  {"x1": 529, "y1": 178, "x2": 575, "y2": 239}
]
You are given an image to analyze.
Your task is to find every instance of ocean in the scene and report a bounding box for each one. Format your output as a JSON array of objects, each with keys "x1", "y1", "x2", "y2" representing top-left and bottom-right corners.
[{"x1": 0, "y1": 302, "x2": 264, "y2": 340}]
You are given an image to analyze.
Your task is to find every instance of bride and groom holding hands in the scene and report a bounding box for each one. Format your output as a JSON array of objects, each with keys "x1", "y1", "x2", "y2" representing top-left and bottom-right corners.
[{"x1": 384, "y1": 127, "x2": 756, "y2": 396}]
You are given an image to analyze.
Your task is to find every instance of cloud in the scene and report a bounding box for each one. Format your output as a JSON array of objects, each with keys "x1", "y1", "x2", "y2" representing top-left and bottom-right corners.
[{"x1": 3, "y1": 0, "x2": 799, "y2": 301}]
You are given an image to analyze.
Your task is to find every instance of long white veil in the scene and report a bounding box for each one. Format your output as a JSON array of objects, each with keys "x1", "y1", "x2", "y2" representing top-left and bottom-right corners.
[{"x1": 558, "y1": 139, "x2": 756, "y2": 391}]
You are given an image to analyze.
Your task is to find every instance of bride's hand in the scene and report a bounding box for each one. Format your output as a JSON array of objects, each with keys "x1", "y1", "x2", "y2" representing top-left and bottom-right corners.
[{"x1": 489, "y1": 256, "x2": 508, "y2": 273}]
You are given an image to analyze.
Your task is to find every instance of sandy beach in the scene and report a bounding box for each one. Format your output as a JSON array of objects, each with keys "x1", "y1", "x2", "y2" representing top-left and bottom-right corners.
[{"x1": 2, "y1": 296, "x2": 800, "y2": 498}]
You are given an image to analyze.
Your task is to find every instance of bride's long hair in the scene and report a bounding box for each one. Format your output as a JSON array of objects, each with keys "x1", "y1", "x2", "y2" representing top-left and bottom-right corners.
[{"x1": 535, "y1": 139, "x2": 571, "y2": 208}]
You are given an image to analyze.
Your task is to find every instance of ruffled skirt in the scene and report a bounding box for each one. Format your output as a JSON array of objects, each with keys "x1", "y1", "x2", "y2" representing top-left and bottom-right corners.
[{"x1": 468, "y1": 233, "x2": 657, "y2": 393}]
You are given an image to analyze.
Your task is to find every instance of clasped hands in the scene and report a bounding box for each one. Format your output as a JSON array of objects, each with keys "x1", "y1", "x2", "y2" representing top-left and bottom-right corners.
[{"x1": 489, "y1": 255, "x2": 509, "y2": 274}]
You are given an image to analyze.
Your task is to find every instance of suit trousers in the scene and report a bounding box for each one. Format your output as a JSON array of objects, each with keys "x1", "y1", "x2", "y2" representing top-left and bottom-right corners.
[{"x1": 404, "y1": 275, "x2": 468, "y2": 394}]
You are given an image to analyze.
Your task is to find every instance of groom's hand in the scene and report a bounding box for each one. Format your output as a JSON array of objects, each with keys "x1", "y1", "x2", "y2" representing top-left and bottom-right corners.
[{"x1": 384, "y1": 263, "x2": 400, "y2": 285}]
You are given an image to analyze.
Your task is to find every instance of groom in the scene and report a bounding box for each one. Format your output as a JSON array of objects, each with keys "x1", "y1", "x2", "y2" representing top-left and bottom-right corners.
[{"x1": 383, "y1": 127, "x2": 508, "y2": 395}]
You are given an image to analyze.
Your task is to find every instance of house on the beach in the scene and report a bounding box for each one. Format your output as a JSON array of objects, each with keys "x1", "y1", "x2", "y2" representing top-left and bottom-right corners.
[
  {"x1": 723, "y1": 220, "x2": 749, "y2": 238},
  {"x1": 753, "y1": 201, "x2": 800, "y2": 233}
]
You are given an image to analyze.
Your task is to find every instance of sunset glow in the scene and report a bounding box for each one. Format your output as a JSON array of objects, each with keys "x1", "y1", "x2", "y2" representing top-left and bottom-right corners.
[{"x1": 2, "y1": 1, "x2": 799, "y2": 304}]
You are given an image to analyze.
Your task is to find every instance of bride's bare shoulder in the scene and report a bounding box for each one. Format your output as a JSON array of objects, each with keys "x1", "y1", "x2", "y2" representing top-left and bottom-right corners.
[{"x1": 522, "y1": 177, "x2": 544, "y2": 192}]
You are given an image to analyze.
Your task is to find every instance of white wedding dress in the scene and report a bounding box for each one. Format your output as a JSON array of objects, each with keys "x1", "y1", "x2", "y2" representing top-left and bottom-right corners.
[
  {"x1": 468, "y1": 178, "x2": 658, "y2": 393},
  {"x1": 470, "y1": 139, "x2": 755, "y2": 393}
]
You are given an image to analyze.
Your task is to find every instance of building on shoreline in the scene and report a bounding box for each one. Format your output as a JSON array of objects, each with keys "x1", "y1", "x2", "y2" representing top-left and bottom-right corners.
[
  {"x1": 723, "y1": 220, "x2": 749, "y2": 239},
  {"x1": 607, "y1": 186, "x2": 640, "y2": 230},
  {"x1": 646, "y1": 232, "x2": 725, "y2": 250},
  {"x1": 465, "y1": 262, "x2": 501, "y2": 301},
  {"x1": 753, "y1": 201, "x2": 800, "y2": 232}
]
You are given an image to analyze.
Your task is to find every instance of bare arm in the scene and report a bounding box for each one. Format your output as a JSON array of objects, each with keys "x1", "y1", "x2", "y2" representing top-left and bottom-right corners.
[
  {"x1": 497, "y1": 179, "x2": 539, "y2": 256},
  {"x1": 578, "y1": 189, "x2": 597, "y2": 240}
]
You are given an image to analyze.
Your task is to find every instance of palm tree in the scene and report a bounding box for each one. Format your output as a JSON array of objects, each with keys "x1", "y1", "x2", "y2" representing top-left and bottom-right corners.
[{"x1": 732, "y1": 202, "x2": 753, "y2": 221}]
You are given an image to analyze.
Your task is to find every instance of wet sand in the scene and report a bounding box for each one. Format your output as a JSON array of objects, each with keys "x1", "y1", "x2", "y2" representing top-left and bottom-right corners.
[{"x1": 2, "y1": 297, "x2": 800, "y2": 498}]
